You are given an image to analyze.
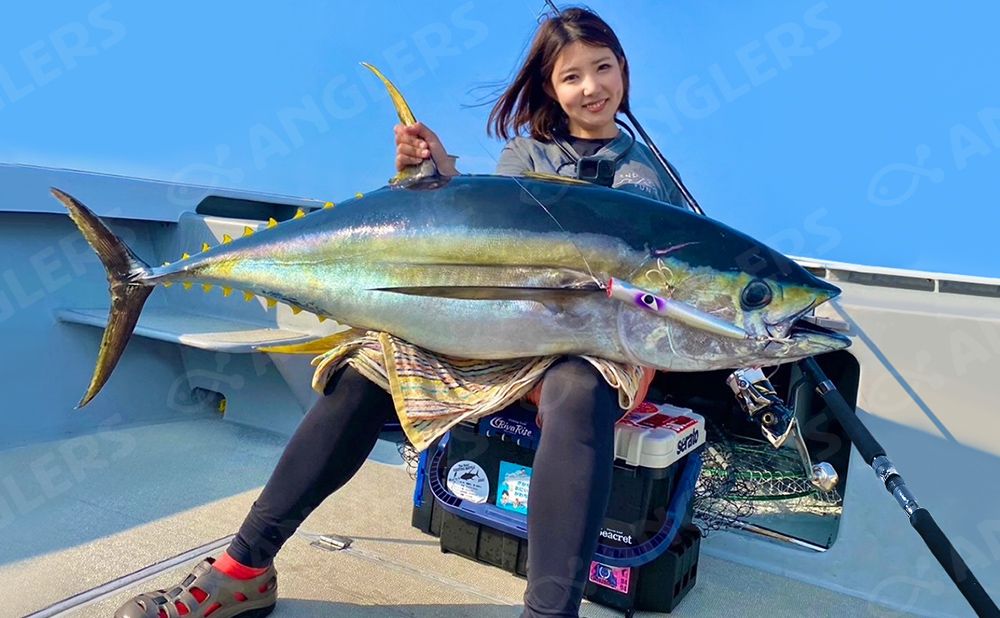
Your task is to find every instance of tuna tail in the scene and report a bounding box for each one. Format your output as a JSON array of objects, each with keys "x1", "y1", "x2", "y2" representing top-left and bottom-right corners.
[{"x1": 51, "y1": 188, "x2": 155, "y2": 408}]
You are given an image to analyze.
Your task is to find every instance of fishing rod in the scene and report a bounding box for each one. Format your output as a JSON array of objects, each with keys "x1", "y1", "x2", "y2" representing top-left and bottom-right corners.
[
  {"x1": 539, "y1": 3, "x2": 999, "y2": 614},
  {"x1": 542, "y1": 0, "x2": 704, "y2": 215},
  {"x1": 799, "y1": 358, "x2": 999, "y2": 617}
]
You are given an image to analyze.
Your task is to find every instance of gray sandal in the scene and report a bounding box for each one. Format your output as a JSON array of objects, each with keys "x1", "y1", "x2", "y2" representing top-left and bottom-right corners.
[{"x1": 113, "y1": 557, "x2": 277, "y2": 618}]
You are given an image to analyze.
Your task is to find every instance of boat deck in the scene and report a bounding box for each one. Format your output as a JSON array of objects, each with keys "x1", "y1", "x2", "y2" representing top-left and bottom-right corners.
[{"x1": 2, "y1": 417, "x2": 911, "y2": 617}]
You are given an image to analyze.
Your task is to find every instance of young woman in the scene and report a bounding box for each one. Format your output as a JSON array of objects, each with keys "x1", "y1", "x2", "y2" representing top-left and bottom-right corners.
[{"x1": 115, "y1": 8, "x2": 677, "y2": 618}]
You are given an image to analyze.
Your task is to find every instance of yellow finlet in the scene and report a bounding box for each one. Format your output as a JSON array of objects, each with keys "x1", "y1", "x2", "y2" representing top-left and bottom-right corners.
[
  {"x1": 222, "y1": 234, "x2": 233, "y2": 244},
  {"x1": 258, "y1": 327, "x2": 364, "y2": 355},
  {"x1": 163, "y1": 281, "x2": 173, "y2": 288},
  {"x1": 317, "y1": 314, "x2": 328, "y2": 323},
  {"x1": 293, "y1": 208, "x2": 306, "y2": 219},
  {"x1": 290, "y1": 305, "x2": 303, "y2": 315},
  {"x1": 355, "y1": 192, "x2": 364, "y2": 199},
  {"x1": 180, "y1": 252, "x2": 190, "y2": 260},
  {"x1": 266, "y1": 298, "x2": 278, "y2": 309},
  {"x1": 222, "y1": 286, "x2": 233, "y2": 297},
  {"x1": 267, "y1": 217, "x2": 278, "y2": 229},
  {"x1": 243, "y1": 226, "x2": 254, "y2": 237},
  {"x1": 243, "y1": 291, "x2": 254, "y2": 302},
  {"x1": 201, "y1": 242, "x2": 211, "y2": 252},
  {"x1": 324, "y1": 201, "x2": 335, "y2": 209},
  {"x1": 202, "y1": 283, "x2": 213, "y2": 293},
  {"x1": 162, "y1": 261, "x2": 171, "y2": 267},
  {"x1": 182, "y1": 281, "x2": 193, "y2": 290}
]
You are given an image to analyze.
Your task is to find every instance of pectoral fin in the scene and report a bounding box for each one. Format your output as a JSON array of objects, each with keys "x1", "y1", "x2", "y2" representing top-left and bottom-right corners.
[{"x1": 372, "y1": 285, "x2": 603, "y2": 311}]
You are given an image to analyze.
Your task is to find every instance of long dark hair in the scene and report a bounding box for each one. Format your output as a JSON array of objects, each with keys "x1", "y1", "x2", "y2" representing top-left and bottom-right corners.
[{"x1": 487, "y1": 7, "x2": 631, "y2": 142}]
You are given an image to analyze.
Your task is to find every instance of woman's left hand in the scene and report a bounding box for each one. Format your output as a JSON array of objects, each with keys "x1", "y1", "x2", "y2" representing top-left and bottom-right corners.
[{"x1": 630, "y1": 367, "x2": 657, "y2": 411}]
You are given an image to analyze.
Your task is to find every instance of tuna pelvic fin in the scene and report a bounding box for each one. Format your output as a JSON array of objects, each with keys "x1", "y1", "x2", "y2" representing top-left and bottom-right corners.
[
  {"x1": 51, "y1": 188, "x2": 155, "y2": 408},
  {"x1": 360, "y1": 62, "x2": 440, "y2": 186}
]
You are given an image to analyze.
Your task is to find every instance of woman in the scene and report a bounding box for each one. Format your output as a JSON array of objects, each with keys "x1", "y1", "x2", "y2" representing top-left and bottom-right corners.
[{"x1": 115, "y1": 7, "x2": 676, "y2": 618}]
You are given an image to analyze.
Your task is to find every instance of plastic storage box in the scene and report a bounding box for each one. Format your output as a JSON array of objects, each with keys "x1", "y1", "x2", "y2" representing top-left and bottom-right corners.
[{"x1": 412, "y1": 402, "x2": 705, "y2": 615}]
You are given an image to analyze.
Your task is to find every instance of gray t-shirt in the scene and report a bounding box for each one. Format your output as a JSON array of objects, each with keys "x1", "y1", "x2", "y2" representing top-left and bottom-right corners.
[{"x1": 495, "y1": 132, "x2": 688, "y2": 208}]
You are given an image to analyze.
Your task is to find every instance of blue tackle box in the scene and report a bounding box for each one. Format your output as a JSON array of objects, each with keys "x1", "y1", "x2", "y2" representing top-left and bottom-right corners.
[{"x1": 411, "y1": 401, "x2": 705, "y2": 615}]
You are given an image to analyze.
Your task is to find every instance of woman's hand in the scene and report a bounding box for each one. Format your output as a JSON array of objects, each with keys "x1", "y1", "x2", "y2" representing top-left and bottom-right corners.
[
  {"x1": 394, "y1": 122, "x2": 458, "y2": 176},
  {"x1": 629, "y1": 367, "x2": 657, "y2": 411}
]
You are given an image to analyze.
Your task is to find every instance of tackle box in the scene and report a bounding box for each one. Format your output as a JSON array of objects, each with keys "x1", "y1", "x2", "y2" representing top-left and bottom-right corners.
[{"x1": 411, "y1": 401, "x2": 705, "y2": 615}]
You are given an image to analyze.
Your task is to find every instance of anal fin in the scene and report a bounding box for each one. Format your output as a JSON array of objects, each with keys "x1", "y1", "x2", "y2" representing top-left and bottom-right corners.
[{"x1": 257, "y1": 327, "x2": 366, "y2": 355}]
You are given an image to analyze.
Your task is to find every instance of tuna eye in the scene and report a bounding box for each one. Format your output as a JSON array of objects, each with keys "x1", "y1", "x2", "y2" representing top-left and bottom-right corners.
[{"x1": 741, "y1": 279, "x2": 772, "y2": 310}]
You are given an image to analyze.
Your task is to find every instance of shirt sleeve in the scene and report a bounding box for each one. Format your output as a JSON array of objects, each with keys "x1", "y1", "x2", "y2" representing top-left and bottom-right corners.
[{"x1": 495, "y1": 138, "x2": 533, "y2": 176}]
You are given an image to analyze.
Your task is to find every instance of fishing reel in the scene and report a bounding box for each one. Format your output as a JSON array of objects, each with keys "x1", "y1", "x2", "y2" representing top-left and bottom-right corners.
[{"x1": 727, "y1": 367, "x2": 839, "y2": 493}]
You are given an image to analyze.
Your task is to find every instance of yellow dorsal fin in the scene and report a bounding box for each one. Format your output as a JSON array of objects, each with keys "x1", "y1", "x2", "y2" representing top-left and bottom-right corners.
[
  {"x1": 222, "y1": 286, "x2": 233, "y2": 297},
  {"x1": 293, "y1": 208, "x2": 306, "y2": 219},
  {"x1": 257, "y1": 327, "x2": 364, "y2": 355},
  {"x1": 360, "y1": 62, "x2": 439, "y2": 186},
  {"x1": 522, "y1": 171, "x2": 591, "y2": 185},
  {"x1": 290, "y1": 305, "x2": 303, "y2": 315},
  {"x1": 243, "y1": 291, "x2": 254, "y2": 302},
  {"x1": 201, "y1": 242, "x2": 211, "y2": 252},
  {"x1": 324, "y1": 201, "x2": 335, "y2": 209},
  {"x1": 180, "y1": 252, "x2": 190, "y2": 260},
  {"x1": 243, "y1": 226, "x2": 254, "y2": 237},
  {"x1": 182, "y1": 281, "x2": 193, "y2": 290},
  {"x1": 222, "y1": 234, "x2": 233, "y2": 244},
  {"x1": 267, "y1": 217, "x2": 277, "y2": 228},
  {"x1": 202, "y1": 283, "x2": 213, "y2": 293},
  {"x1": 361, "y1": 63, "x2": 416, "y2": 125},
  {"x1": 266, "y1": 298, "x2": 277, "y2": 309}
]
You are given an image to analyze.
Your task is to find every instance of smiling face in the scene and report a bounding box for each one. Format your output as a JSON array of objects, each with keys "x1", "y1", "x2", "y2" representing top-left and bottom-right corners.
[{"x1": 549, "y1": 41, "x2": 624, "y2": 139}]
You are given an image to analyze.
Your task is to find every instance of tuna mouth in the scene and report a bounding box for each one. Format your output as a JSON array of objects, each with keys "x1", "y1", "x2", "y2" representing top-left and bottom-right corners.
[{"x1": 788, "y1": 317, "x2": 851, "y2": 350}]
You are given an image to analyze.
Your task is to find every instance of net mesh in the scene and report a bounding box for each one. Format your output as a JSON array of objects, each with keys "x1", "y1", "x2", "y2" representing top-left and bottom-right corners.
[{"x1": 693, "y1": 419, "x2": 841, "y2": 533}]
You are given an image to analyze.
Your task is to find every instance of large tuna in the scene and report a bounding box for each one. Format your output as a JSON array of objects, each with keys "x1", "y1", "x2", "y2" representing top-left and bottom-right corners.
[{"x1": 54, "y1": 66, "x2": 849, "y2": 408}]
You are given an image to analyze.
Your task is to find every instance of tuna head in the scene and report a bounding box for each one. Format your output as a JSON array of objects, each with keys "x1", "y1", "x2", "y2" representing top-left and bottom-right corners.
[{"x1": 615, "y1": 214, "x2": 850, "y2": 371}]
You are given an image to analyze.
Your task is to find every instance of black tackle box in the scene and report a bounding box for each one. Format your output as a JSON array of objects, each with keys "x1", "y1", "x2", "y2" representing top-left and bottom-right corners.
[{"x1": 412, "y1": 402, "x2": 705, "y2": 615}]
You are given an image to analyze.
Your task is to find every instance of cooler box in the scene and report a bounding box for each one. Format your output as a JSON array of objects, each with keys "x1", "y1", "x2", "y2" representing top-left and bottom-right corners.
[{"x1": 412, "y1": 402, "x2": 705, "y2": 615}]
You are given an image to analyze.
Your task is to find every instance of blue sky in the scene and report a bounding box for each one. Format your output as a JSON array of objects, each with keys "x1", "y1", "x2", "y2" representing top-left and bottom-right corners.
[{"x1": 0, "y1": 1, "x2": 997, "y2": 277}]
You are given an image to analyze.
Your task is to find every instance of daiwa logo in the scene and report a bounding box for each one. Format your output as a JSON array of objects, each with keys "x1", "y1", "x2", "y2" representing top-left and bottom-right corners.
[
  {"x1": 599, "y1": 527, "x2": 633, "y2": 545},
  {"x1": 489, "y1": 417, "x2": 534, "y2": 437}
]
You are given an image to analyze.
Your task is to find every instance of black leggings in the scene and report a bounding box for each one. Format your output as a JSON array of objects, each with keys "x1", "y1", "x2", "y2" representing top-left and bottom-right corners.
[{"x1": 228, "y1": 357, "x2": 620, "y2": 618}]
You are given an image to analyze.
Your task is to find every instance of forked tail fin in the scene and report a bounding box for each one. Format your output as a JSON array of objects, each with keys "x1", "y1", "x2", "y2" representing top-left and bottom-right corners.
[{"x1": 51, "y1": 188, "x2": 155, "y2": 408}]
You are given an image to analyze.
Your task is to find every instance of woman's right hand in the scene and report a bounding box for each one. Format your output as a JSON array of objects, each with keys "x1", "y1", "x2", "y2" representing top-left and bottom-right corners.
[{"x1": 394, "y1": 122, "x2": 458, "y2": 176}]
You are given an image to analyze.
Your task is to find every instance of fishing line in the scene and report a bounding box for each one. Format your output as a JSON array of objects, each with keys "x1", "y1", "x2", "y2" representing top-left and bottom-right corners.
[{"x1": 472, "y1": 138, "x2": 605, "y2": 289}]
